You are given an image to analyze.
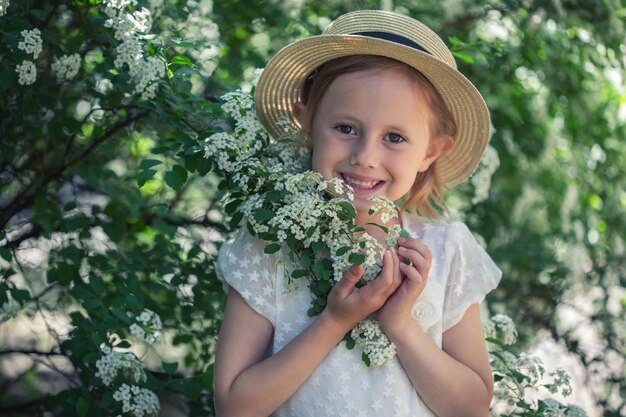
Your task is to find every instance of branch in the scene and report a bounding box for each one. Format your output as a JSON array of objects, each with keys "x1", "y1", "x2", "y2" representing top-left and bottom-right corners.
[
  {"x1": 0, "y1": 349, "x2": 66, "y2": 357},
  {"x1": 0, "y1": 110, "x2": 148, "y2": 229}
]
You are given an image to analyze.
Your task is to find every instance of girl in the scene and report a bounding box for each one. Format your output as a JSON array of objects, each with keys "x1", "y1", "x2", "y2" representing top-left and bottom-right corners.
[{"x1": 214, "y1": 10, "x2": 501, "y2": 417}]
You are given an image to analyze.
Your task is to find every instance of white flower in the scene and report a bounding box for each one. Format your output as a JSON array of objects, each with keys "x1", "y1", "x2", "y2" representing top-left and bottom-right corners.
[
  {"x1": 95, "y1": 346, "x2": 146, "y2": 386},
  {"x1": 542, "y1": 399, "x2": 566, "y2": 417},
  {"x1": 96, "y1": 78, "x2": 114, "y2": 94},
  {"x1": 471, "y1": 144, "x2": 499, "y2": 204},
  {"x1": 0, "y1": 0, "x2": 10, "y2": 16},
  {"x1": 51, "y1": 53, "x2": 81, "y2": 82},
  {"x1": 351, "y1": 318, "x2": 396, "y2": 367},
  {"x1": 113, "y1": 383, "x2": 160, "y2": 417},
  {"x1": 484, "y1": 314, "x2": 518, "y2": 345},
  {"x1": 15, "y1": 60, "x2": 37, "y2": 85},
  {"x1": 18, "y1": 28, "x2": 43, "y2": 59},
  {"x1": 130, "y1": 308, "x2": 162, "y2": 344},
  {"x1": 367, "y1": 196, "x2": 398, "y2": 224},
  {"x1": 547, "y1": 368, "x2": 572, "y2": 396},
  {"x1": 129, "y1": 55, "x2": 165, "y2": 100}
]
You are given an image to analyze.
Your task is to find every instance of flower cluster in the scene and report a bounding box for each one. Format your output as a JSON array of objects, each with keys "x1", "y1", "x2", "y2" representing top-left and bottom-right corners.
[
  {"x1": 51, "y1": 53, "x2": 81, "y2": 83},
  {"x1": 15, "y1": 60, "x2": 36, "y2": 86},
  {"x1": 486, "y1": 315, "x2": 583, "y2": 415},
  {"x1": 484, "y1": 313, "x2": 518, "y2": 345},
  {"x1": 368, "y1": 196, "x2": 398, "y2": 224},
  {"x1": 102, "y1": 0, "x2": 165, "y2": 100},
  {"x1": 0, "y1": 0, "x2": 9, "y2": 16},
  {"x1": 350, "y1": 318, "x2": 397, "y2": 367},
  {"x1": 18, "y1": 28, "x2": 43, "y2": 59},
  {"x1": 203, "y1": 89, "x2": 404, "y2": 366},
  {"x1": 95, "y1": 345, "x2": 147, "y2": 386},
  {"x1": 162, "y1": 0, "x2": 220, "y2": 77},
  {"x1": 471, "y1": 144, "x2": 500, "y2": 204},
  {"x1": 113, "y1": 383, "x2": 160, "y2": 417},
  {"x1": 129, "y1": 308, "x2": 162, "y2": 345}
]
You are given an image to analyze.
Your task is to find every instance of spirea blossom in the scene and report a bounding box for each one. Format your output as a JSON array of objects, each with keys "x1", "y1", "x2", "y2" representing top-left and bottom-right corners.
[
  {"x1": 351, "y1": 319, "x2": 396, "y2": 367},
  {"x1": 0, "y1": 0, "x2": 10, "y2": 16},
  {"x1": 471, "y1": 144, "x2": 499, "y2": 204},
  {"x1": 95, "y1": 346, "x2": 147, "y2": 386},
  {"x1": 129, "y1": 55, "x2": 165, "y2": 100},
  {"x1": 368, "y1": 196, "x2": 398, "y2": 224},
  {"x1": 484, "y1": 313, "x2": 518, "y2": 345},
  {"x1": 51, "y1": 53, "x2": 81, "y2": 82},
  {"x1": 113, "y1": 383, "x2": 160, "y2": 417},
  {"x1": 18, "y1": 28, "x2": 43, "y2": 59},
  {"x1": 130, "y1": 308, "x2": 162, "y2": 344},
  {"x1": 15, "y1": 60, "x2": 37, "y2": 85},
  {"x1": 203, "y1": 90, "x2": 403, "y2": 366}
]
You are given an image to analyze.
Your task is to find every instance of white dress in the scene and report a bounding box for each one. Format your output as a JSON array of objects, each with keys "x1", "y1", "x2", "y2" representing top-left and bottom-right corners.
[{"x1": 216, "y1": 212, "x2": 502, "y2": 417}]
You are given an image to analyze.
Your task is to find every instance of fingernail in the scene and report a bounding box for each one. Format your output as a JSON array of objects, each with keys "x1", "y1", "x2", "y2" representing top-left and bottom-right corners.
[
  {"x1": 398, "y1": 237, "x2": 406, "y2": 243},
  {"x1": 398, "y1": 246, "x2": 407, "y2": 253}
]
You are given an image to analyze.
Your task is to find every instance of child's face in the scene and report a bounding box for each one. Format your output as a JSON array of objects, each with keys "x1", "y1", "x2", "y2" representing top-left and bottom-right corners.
[{"x1": 309, "y1": 67, "x2": 441, "y2": 218}]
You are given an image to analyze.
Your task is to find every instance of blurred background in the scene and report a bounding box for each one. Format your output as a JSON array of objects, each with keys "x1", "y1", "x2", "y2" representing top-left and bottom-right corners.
[{"x1": 0, "y1": 0, "x2": 625, "y2": 416}]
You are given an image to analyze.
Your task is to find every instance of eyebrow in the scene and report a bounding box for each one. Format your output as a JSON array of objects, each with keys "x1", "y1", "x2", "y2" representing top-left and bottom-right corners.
[{"x1": 330, "y1": 114, "x2": 414, "y2": 135}]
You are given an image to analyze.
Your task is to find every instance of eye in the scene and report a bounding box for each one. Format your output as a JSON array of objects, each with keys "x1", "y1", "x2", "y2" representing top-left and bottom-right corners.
[
  {"x1": 385, "y1": 133, "x2": 406, "y2": 144},
  {"x1": 335, "y1": 124, "x2": 356, "y2": 135}
]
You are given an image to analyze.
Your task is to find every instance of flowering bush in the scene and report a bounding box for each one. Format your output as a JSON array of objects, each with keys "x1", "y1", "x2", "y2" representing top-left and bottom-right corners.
[
  {"x1": 203, "y1": 89, "x2": 405, "y2": 366},
  {"x1": 1, "y1": 1, "x2": 624, "y2": 416}
]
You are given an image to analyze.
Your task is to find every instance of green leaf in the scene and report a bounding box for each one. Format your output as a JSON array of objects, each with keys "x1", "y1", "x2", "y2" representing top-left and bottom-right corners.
[
  {"x1": 170, "y1": 55, "x2": 193, "y2": 67},
  {"x1": 164, "y1": 165, "x2": 188, "y2": 191},
  {"x1": 299, "y1": 255, "x2": 312, "y2": 268},
  {"x1": 365, "y1": 222, "x2": 388, "y2": 234},
  {"x1": 348, "y1": 253, "x2": 366, "y2": 265},
  {"x1": 335, "y1": 246, "x2": 352, "y2": 256},
  {"x1": 399, "y1": 229, "x2": 411, "y2": 238},
  {"x1": 361, "y1": 352, "x2": 371, "y2": 367},
  {"x1": 163, "y1": 361, "x2": 179, "y2": 373},
  {"x1": 254, "y1": 209, "x2": 275, "y2": 222},
  {"x1": 137, "y1": 169, "x2": 157, "y2": 187},
  {"x1": 452, "y1": 51, "x2": 474, "y2": 64},
  {"x1": 0, "y1": 247, "x2": 11, "y2": 262},
  {"x1": 291, "y1": 269, "x2": 309, "y2": 279},
  {"x1": 264, "y1": 243, "x2": 281, "y2": 254},
  {"x1": 76, "y1": 397, "x2": 89, "y2": 417},
  {"x1": 139, "y1": 159, "x2": 162, "y2": 170},
  {"x1": 337, "y1": 201, "x2": 356, "y2": 219}
]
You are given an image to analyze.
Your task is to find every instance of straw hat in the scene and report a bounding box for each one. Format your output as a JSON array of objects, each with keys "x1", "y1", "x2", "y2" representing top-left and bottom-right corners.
[{"x1": 254, "y1": 10, "x2": 491, "y2": 187}]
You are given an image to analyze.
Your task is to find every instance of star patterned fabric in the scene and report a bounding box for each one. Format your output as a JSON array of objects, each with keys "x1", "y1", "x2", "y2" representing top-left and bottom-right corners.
[{"x1": 215, "y1": 212, "x2": 501, "y2": 416}]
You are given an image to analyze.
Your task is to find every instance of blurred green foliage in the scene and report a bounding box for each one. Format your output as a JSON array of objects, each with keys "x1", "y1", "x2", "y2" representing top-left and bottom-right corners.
[{"x1": 0, "y1": 0, "x2": 625, "y2": 416}]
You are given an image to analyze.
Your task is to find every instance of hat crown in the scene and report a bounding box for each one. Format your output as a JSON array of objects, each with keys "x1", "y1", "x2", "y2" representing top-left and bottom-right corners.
[{"x1": 323, "y1": 10, "x2": 457, "y2": 70}]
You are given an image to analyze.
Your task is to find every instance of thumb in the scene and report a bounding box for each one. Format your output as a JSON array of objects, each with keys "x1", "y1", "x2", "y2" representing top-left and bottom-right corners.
[{"x1": 334, "y1": 265, "x2": 363, "y2": 297}]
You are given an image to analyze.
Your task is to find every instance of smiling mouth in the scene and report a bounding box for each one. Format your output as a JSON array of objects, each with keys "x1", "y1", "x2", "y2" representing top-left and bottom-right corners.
[{"x1": 340, "y1": 173, "x2": 383, "y2": 190}]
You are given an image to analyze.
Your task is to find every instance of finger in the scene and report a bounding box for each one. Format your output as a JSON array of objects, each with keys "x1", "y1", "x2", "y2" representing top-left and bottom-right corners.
[
  {"x1": 364, "y1": 250, "x2": 394, "y2": 294},
  {"x1": 398, "y1": 238, "x2": 433, "y2": 264},
  {"x1": 334, "y1": 264, "x2": 363, "y2": 298},
  {"x1": 397, "y1": 246, "x2": 431, "y2": 276},
  {"x1": 398, "y1": 261, "x2": 426, "y2": 293}
]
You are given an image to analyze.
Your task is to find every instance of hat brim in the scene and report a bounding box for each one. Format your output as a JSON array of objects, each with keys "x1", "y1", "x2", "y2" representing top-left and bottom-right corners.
[{"x1": 255, "y1": 34, "x2": 491, "y2": 187}]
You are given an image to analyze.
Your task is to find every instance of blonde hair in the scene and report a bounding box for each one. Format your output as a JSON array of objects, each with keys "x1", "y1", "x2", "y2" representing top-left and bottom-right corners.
[{"x1": 298, "y1": 55, "x2": 457, "y2": 218}]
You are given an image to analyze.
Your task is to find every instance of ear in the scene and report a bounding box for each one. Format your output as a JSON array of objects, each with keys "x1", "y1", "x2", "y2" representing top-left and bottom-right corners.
[
  {"x1": 418, "y1": 135, "x2": 454, "y2": 172},
  {"x1": 293, "y1": 101, "x2": 307, "y2": 127}
]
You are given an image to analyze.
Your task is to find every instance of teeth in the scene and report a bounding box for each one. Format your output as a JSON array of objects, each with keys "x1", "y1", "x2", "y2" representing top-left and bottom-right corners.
[{"x1": 343, "y1": 175, "x2": 380, "y2": 189}]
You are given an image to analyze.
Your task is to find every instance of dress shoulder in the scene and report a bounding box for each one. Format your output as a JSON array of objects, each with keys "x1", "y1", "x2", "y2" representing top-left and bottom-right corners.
[
  {"x1": 441, "y1": 220, "x2": 502, "y2": 331},
  {"x1": 215, "y1": 227, "x2": 280, "y2": 326}
]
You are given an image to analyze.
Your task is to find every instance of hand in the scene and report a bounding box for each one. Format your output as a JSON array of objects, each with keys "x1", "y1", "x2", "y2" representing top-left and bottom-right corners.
[
  {"x1": 322, "y1": 249, "x2": 403, "y2": 332},
  {"x1": 377, "y1": 237, "x2": 432, "y2": 339}
]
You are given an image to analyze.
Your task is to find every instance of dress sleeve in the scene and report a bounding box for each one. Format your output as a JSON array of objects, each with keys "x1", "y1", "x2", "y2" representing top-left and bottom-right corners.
[
  {"x1": 215, "y1": 227, "x2": 278, "y2": 326},
  {"x1": 442, "y1": 221, "x2": 502, "y2": 331}
]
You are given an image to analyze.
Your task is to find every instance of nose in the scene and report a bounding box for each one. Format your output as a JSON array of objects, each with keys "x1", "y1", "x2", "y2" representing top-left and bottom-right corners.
[{"x1": 350, "y1": 135, "x2": 379, "y2": 168}]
